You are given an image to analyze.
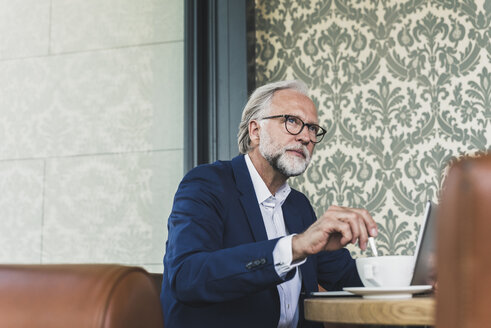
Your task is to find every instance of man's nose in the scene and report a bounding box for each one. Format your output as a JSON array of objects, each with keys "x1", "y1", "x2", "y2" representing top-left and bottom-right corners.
[{"x1": 295, "y1": 127, "x2": 311, "y2": 145}]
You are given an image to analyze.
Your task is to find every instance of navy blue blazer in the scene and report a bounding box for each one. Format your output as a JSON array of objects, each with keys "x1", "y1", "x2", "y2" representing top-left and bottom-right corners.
[{"x1": 161, "y1": 155, "x2": 362, "y2": 328}]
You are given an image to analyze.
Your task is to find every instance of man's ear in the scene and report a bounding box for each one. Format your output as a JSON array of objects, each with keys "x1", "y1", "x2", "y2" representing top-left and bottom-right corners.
[{"x1": 249, "y1": 120, "x2": 260, "y2": 147}]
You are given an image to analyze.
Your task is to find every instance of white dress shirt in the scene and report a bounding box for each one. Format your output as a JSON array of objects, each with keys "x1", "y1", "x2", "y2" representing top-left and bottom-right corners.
[{"x1": 245, "y1": 155, "x2": 306, "y2": 328}]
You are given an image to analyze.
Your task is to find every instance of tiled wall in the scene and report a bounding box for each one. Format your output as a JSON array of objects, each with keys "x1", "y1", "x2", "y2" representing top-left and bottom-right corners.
[{"x1": 0, "y1": 0, "x2": 184, "y2": 273}]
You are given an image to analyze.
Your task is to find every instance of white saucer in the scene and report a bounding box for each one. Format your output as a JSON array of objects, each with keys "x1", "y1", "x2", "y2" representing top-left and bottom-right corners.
[
  {"x1": 343, "y1": 285, "x2": 432, "y2": 299},
  {"x1": 309, "y1": 291, "x2": 355, "y2": 297}
]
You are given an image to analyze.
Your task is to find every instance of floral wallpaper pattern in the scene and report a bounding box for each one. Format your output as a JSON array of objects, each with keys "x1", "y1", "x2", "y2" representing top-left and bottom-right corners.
[{"x1": 254, "y1": 0, "x2": 491, "y2": 257}]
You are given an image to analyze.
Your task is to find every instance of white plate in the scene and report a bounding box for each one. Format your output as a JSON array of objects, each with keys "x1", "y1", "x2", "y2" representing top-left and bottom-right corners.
[
  {"x1": 343, "y1": 285, "x2": 432, "y2": 299},
  {"x1": 309, "y1": 291, "x2": 355, "y2": 297}
]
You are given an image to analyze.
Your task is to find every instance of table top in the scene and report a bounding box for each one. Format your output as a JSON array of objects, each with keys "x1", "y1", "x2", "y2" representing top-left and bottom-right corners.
[{"x1": 304, "y1": 295, "x2": 435, "y2": 326}]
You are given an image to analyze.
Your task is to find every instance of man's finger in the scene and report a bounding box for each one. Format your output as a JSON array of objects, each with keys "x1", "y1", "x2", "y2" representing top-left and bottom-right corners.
[
  {"x1": 337, "y1": 215, "x2": 360, "y2": 245},
  {"x1": 325, "y1": 219, "x2": 353, "y2": 249},
  {"x1": 357, "y1": 219, "x2": 369, "y2": 250},
  {"x1": 350, "y1": 208, "x2": 378, "y2": 237},
  {"x1": 331, "y1": 206, "x2": 378, "y2": 238},
  {"x1": 323, "y1": 206, "x2": 377, "y2": 249}
]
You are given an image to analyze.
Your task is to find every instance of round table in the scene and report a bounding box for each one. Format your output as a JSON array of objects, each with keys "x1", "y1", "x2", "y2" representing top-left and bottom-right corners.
[{"x1": 304, "y1": 296, "x2": 434, "y2": 326}]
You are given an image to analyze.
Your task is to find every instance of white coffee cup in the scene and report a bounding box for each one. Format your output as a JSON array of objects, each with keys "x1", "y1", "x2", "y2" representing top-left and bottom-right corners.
[{"x1": 356, "y1": 255, "x2": 415, "y2": 287}]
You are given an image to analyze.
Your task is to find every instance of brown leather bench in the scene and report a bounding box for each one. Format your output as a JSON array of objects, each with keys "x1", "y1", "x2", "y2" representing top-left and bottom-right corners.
[
  {"x1": 436, "y1": 154, "x2": 491, "y2": 328},
  {"x1": 0, "y1": 264, "x2": 164, "y2": 328}
]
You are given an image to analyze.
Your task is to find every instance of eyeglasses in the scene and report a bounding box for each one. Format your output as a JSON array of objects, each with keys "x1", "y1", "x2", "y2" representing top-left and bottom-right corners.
[{"x1": 260, "y1": 114, "x2": 327, "y2": 144}]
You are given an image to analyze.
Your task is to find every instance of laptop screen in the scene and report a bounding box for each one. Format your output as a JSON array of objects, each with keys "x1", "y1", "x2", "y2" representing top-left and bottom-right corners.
[{"x1": 411, "y1": 201, "x2": 438, "y2": 286}]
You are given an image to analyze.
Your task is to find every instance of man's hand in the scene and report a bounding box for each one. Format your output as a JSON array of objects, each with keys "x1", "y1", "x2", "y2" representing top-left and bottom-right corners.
[{"x1": 292, "y1": 205, "x2": 378, "y2": 262}]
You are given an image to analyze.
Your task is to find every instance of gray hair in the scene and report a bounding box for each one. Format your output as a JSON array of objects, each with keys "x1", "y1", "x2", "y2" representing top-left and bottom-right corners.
[{"x1": 237, "y1": 80, "x2": 309, "y2": 154}]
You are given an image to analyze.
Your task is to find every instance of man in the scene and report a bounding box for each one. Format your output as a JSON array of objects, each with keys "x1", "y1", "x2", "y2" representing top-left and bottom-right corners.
[{"x1": 161, "y1": 80, "x2": 378, "y2": 328}]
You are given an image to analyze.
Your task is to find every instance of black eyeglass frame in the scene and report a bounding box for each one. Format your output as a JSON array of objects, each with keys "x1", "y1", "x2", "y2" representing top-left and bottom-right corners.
[{"x1": 260, "y1": 114, "x2": 327, "y2": 144}]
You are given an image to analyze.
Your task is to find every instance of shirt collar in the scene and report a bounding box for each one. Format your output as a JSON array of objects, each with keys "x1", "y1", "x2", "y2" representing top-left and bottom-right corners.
[{"x1": 244, "y1": 154, "x2": 291, "y2": 206}]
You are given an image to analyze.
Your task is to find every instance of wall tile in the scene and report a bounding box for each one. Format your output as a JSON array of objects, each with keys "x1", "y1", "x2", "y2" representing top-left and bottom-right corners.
[
  {"x1": 0, "y1": 160, "x2": 44, "y2": 263},
  {"x1": 0, "y1": 0, "x2": 50, "y2": 59},
  {"x1": 0, "y1": 42, "x2": 183, "y2": 160},
  {"x1": 42, "y1": 150, "x2": 182, "y2": 264},
  {"x1": 51, "y1": 0, "x2": 183, "y2": 53}
]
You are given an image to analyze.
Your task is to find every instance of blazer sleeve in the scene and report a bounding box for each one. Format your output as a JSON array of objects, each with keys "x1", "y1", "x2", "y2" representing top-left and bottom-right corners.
[
  {"x1": 316, "y1": 248, "x2": 363, "y2": 290},
  {"x1": 164, "y1": 165, "x2": 287, "y2": 305}
]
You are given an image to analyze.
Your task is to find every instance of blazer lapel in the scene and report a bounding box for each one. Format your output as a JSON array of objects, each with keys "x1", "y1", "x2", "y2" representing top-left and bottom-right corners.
[
  {"x1": 282, "y1": 197, "x2": 305, "y2": 235},
  {"x1": 232, "y1": 155, "x2": 268, "y2": 242}
]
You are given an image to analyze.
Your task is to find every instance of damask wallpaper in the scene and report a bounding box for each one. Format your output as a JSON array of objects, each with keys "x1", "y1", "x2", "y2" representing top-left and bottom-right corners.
[{"x1": 254, "y1": 0, "x2": 491, "y2": 257}]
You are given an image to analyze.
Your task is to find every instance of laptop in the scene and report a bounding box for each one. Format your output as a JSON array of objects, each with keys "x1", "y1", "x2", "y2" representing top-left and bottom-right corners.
[{"x1": 411, "y1": 200, "x2": 437, "y2": 286}]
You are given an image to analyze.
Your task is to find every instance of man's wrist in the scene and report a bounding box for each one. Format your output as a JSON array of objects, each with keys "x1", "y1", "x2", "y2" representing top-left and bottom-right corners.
[
  {"x1": 292, "y1": 234, "x2": 308, "y2": 262},
  {"x1": 273, "y1": 235, "x2": 306, "y2": 279}
]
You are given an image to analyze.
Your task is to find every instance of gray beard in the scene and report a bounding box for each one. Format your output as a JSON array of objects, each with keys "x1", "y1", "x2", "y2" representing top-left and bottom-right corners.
[
  {"x1": 259, "y1": 128, "x2": 311, "y2": 177},
  {"x1": 266, "y1": 151, "x2": 305, "y2": 177}
]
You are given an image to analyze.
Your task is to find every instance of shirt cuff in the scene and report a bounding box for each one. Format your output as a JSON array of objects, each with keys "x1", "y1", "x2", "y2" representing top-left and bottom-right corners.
[{"x1": 273, "y1": 234, "x2": 307, "y2": 279}]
